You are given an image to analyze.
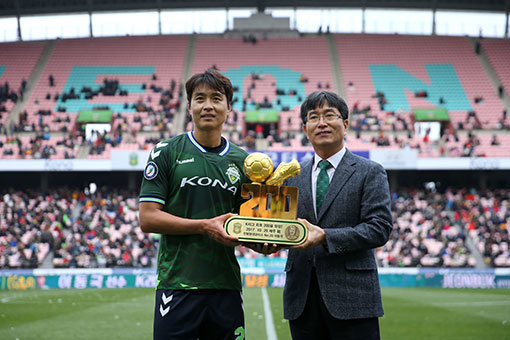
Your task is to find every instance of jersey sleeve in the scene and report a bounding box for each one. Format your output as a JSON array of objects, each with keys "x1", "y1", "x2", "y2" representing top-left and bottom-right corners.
[{"x1": 139, "y1": 143, "x2": 171, "y2": 206}]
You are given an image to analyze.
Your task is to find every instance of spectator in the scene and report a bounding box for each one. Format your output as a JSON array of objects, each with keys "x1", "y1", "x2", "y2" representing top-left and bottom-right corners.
[
  {"x1": 299, "y1": 75, "x2": 308, "y2": 83},
  {"x1": 491, "y1": 134, "x2": 500, "y2": 146},
  {"x1": 375, "y1": 132, "x2": 390, "y2": 146}
]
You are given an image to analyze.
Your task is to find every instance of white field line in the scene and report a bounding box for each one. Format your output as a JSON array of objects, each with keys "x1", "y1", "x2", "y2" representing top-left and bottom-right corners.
[
  {"x1": 261, "y1": 287, "x2": 277, "y2": 340},
  {"x1": 1, "y1": 292, "x2": 29, "y2": 303}
]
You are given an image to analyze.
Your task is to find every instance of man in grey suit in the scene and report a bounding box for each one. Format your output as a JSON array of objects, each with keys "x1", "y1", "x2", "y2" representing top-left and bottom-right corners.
[{"x1": 283, "y1": 91, "x2": 393, "y2": 339}]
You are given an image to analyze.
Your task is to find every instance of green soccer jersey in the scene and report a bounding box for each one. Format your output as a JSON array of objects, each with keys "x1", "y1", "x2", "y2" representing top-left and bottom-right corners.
[{"x1": 139, "y1": 131, "x2": 248, "y2": 290}]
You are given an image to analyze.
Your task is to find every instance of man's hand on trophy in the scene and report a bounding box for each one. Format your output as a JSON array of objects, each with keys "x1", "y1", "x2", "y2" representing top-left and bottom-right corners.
[
  {"x1": 202, "y1": 213, "x2": 241, "y2": 247},
  {"x1": 243, "y1": 242, "x2": 282, "y2": 255},
  {"x1": 288, "y1": 218, "x2": 326, "y2": 250}
]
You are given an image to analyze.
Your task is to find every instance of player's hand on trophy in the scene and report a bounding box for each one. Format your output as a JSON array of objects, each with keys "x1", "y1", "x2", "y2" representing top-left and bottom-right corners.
[
  {"x1": 288, "y1": 218, "x2": 325, "y2": 250},
  {"x1": 203, "y1": 213, "x2": 241, "y2": 247},
  {"x1": 243, "y1": 242, "x2": 282, "y2": 255}
]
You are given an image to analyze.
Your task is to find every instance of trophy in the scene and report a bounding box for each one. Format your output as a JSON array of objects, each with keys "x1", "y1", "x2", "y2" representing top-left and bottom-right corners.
[{"x1": 225, "y1": 152, "x2": 307, "y2": 245}]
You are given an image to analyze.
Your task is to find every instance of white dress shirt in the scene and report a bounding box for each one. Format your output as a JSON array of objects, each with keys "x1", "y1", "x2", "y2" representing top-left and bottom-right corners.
[{"x1": 311, "y1": 147, "x2": 346, "y2": 218}]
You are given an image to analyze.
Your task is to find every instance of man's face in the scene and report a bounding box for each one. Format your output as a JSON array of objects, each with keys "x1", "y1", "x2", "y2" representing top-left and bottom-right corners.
[
  {"x1": 188, "y1": 83, "x2": 230, "y2": 132},
  {"x1": 303, "y1": 103, "x2": 348, "y2": 152}
]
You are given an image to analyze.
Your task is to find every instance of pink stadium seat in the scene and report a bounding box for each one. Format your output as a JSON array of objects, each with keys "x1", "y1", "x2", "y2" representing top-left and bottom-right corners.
[
  {"x1": 481, "y1": 39, "x2": 510, "y2": 100},
  {"x1": 0, "y1": 41, "x2": 45, "y2": 124},
  {"x1": 25, "y1": 35, "x2": 187, "y2": 119},
  {"x1": 1, "y1": 34, "x2": 508, "y2": 159},
  {"x1": 192, "y1": 36, "x2": 334, "y2": 138},
  {"x1": 19, "y1": 35, "x2": 187, "y2": 159},
  {"x1": 336, "y1": 34, "x2": 504, "y2": 130}
]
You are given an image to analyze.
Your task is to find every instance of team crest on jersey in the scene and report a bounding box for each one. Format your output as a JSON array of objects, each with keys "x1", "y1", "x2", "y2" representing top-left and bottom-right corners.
[
  {"x1": 144, "y1": 161, "x2": 158, "y2": 180},
  {"x1": 226, "y1": 164, "x2": 241, "y2": 184}
]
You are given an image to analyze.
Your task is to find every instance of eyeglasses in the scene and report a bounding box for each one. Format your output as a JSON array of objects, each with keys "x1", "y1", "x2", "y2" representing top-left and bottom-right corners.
[{"x1": 306, "y1": 112, "x2": 343, "y2": 124}]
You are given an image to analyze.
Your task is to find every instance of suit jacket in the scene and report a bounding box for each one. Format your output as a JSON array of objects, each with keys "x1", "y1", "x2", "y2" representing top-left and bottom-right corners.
[{"x1": 283, "y1": 149, "x2": 393, "y2": 320}]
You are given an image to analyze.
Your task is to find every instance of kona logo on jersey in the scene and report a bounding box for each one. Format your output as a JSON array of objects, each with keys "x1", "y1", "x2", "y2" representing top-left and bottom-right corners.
[
  {"x1": 177, "y1": 158, "x2": 195, "y2": 165},
  {"x1": 144, "y1": 162, "x2": 158, "y2": 180},
  {"x1": 226, "y1": 164, "x2": 241, "y2": 184},
  {"x1": 180, "y1": 176, "x2": 237, "y2": 195}
]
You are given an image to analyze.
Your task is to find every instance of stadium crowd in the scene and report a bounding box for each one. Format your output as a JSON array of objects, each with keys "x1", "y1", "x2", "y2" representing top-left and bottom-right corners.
[
  {"x1": 377, "y1": 187, "x2": 510, "y2": 267},
  {"x1": 1, "y1": 133, "x2": 81, "y2": 159},
  {"x1": 0, "y1": 74, "x2": 182, "y2": 159},
  {"x1": 2, "y1": 73, "x2": 508, "y2": 159},
  {"x1": 455, "y1": 188, "x2": 510, "y2": 267},
  {"x1": 5, "y1": 185, "x2": 504, "y2": 269},
  {"x1": 2, "y1": 185, "x2": 509, "y2": 269},
  {"x1": 0, "y1": 186, "x2": 158, "y2": 269},
  {"x1": 378, "y1": 188, "x2": 474, "y2": 267}
]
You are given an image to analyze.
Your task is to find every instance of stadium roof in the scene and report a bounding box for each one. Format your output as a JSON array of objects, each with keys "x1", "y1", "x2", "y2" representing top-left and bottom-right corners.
[{"x1": 1, "y1": 0, "x2": 509, "y2": 17}]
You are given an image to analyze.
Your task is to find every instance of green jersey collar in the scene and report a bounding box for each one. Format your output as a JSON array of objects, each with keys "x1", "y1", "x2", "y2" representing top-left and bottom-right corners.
[{"x1": 186, "y1": 131, "x2": 230, "y2": 156}]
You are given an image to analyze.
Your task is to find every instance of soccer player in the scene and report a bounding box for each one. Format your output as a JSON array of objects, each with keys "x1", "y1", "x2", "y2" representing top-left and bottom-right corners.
[{"x1": 139, "y1": 69, "x2": 248, "y2": 340}]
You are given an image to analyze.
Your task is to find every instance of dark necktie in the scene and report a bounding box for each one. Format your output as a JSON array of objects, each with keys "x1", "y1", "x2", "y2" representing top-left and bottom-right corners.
[{"x1": 316, "y1": 160, "x2": 331, "y2": 216}]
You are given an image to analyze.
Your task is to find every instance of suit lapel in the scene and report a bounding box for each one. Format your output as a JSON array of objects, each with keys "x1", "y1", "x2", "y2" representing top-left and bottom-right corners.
[
  {"x1": 317, "y1": 149, "x2": 357, "y2": 222},
  {"x1": 299, "y1": 159, "x2": 315, "y2": 223}
]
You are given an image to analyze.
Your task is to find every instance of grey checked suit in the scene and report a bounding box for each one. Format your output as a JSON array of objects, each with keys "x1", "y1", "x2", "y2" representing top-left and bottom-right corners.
[{"x1": 283, "y1": 149, "x2": 393, "y2": 320}]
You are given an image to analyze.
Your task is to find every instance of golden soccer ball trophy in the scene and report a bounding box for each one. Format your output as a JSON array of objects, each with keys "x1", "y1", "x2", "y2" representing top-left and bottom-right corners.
[
  {"x1": 243, "y1": 153, "x2": 274, "y2": 183},
  {"x1": 224, "y1": 152, "x2": 307, "y2": 246}
]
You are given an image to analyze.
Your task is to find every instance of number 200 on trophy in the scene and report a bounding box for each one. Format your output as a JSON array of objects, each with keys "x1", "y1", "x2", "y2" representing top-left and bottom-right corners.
[{"x1": 225, "y1": 153, "x2": 307, "y2": 245}]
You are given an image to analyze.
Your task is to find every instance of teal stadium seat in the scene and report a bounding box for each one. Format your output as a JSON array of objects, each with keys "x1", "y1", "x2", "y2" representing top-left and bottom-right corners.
[
  {"x1": 369, "y1": 64, "x2": 472, "y2": 112},
  {"x1": 223, "y1": 65, "x2": 305, "y2": 112},
  {"x1": 55, "y1": 65, "x2": 155, "y2": 113}
]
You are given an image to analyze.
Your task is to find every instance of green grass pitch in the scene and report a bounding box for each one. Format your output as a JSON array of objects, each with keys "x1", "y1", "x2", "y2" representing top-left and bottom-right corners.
[{"x1": 1, "y1": 287, "x2": 509, "y2": 339}]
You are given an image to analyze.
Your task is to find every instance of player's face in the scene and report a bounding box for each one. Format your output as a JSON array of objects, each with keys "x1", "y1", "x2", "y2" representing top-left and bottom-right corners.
[
  {"x1": 303, "y1": 103, "x2": 348, "y2": 153},
  {"x1": 189, "y1": 83, "x2": 230, "y2": 132}
]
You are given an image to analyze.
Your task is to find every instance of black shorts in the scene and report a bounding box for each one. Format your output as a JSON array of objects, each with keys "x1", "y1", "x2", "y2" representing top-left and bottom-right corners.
[{"x1": 153, "y1": 289, "x2": 245, "y2": 340}]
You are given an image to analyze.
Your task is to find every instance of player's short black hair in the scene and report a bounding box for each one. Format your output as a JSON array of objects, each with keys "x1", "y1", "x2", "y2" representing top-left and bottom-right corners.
[
  {"x1": 186, "y1": 69, "x2": 234, "y2": 108},
  {"x1": 300, "y1": 91, "x2": 349, "y2": 124}
]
